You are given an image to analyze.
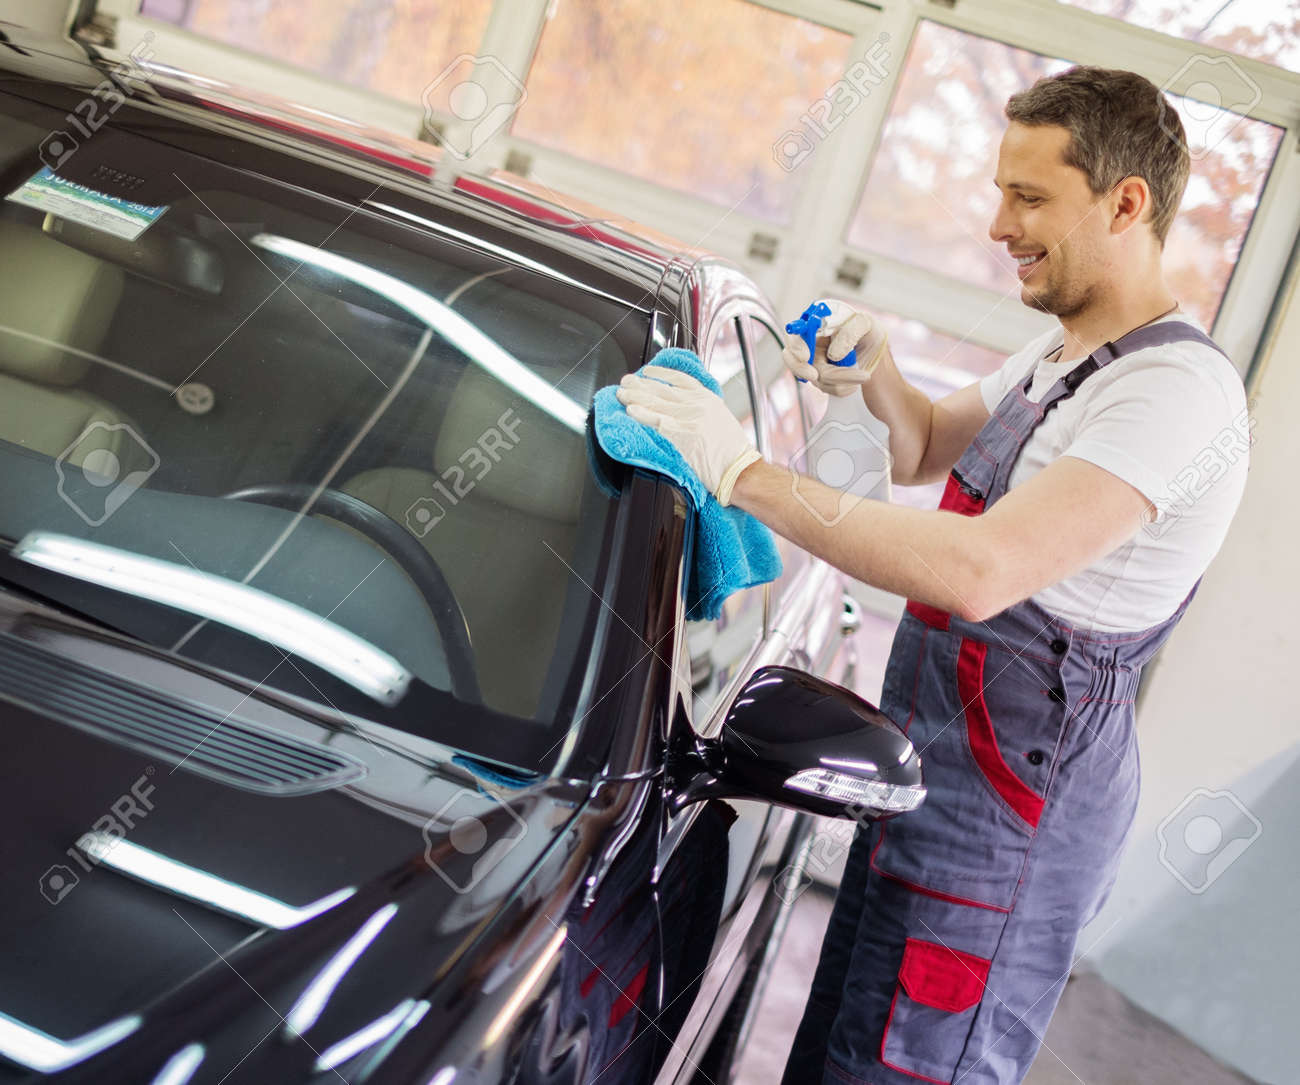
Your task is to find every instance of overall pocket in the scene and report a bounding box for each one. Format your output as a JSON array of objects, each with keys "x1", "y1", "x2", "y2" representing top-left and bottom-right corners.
[
  {"x1": 955, "y1": 637, "x2": 1049, "y2": 829},
  {"x1": 880, "y1": 937, "x2": 991, "y2": 1081},
  {"x1": 941, "y1": 468, "x2": 987, "y2": 517},
  {"x1": 871, "y1": 632, "x2": 1061, "y2": 911}
]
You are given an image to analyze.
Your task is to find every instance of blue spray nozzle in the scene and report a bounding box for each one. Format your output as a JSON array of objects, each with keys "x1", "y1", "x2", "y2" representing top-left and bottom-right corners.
[{"x1": 784, "y1": 301, "x2": 856, "y2": 381}]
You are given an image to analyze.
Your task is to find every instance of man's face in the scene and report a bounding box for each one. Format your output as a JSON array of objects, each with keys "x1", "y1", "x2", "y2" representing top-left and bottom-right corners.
[{"x1": 988, "y1": 122, "x2": 1113, "y2": 319}]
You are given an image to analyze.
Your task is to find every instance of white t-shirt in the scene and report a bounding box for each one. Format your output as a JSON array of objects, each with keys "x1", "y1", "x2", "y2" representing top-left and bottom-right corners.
[{"x1": 977, "y1": 314, "x2": 1250, "y2": 633}]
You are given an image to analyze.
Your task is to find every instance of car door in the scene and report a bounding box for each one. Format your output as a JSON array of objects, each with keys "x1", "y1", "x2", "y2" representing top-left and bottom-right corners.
[
  {"x1": 744, "y1": 314, "x2": 859, "y2": 684},
  {"x1": 651, "y1": 307, "x2": 857, "y2": 1083}
]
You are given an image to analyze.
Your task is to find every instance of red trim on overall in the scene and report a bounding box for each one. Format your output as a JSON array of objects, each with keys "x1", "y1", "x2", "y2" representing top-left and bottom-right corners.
[
  {"x1": 904, "y1": 471, "x2": 987, "y2": 631},
  {"x1": 957, "y1": 638, "x2": 1045, "y2": 829},
  {"x1": 879, "y1": 988, "x2": 953, "y2": 1084},
  {"x1": 905, "y1": 599, "x2": 951, "y2": 630},
  {"x1": 879, "y1": 940, "x2": 993, "y2": 1081},
  {"x1": 608, "y1": 963, "x2": 649, "y2": 1028},
  {"x1": 940, "y1": 472, "x2": 986, "y2": 518},
  {"x1": 868, "y1": 826, "x2": 1012, "y2": 913},
  {"x1": 901, "y1": 627, "x2": 930, "y2": 734},
  {"x1": 824, "y1": 1057, "x2": 881, "y2": 1085},
  {"x1": 898, "y1": 937, "x2": 991, "y2": 1012}
]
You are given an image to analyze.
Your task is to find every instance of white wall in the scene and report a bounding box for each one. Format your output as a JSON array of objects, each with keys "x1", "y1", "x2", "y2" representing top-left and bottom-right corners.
[{"x1": 1085, "y1": 257, "x2": 1300, "y2": 1084}]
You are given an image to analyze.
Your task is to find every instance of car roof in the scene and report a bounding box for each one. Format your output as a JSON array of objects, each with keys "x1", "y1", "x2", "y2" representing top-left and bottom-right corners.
[{"x1": 0, "y1": 27, "x2": 771, "y2": 343}]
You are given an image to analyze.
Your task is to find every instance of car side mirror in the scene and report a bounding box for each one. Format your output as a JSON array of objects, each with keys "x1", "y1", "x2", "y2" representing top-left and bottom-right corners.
[{"x1": 671, "y1": 665, "x2": 925, "y2": 820}]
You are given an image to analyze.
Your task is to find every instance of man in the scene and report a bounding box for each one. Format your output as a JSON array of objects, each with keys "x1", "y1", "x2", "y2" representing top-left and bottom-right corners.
[{"x1": 616, "y1": 67, "x2": 1249, "y2": 1084}]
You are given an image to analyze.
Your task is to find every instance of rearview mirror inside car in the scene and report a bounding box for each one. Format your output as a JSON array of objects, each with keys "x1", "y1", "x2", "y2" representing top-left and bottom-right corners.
[{"x1": 670, "y1": 665, "x2": 925, "y2": 820}]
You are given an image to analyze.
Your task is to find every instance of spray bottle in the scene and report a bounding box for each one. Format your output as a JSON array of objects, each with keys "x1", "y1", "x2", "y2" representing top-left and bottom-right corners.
[{"x1": 785, "y1": 301, "x2": 892, "y2": 502}]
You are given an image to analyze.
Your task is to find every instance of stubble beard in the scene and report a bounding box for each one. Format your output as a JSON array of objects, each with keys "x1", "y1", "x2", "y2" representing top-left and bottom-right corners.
[{"x1": 1024, "y1": 261, "x2": 1094, "y2": 321}]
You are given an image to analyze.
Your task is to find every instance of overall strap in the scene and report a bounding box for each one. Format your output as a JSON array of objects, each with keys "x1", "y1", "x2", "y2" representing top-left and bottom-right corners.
[{"x1": 1030, "y1": 320, "x2": 1229, "y2": 416}]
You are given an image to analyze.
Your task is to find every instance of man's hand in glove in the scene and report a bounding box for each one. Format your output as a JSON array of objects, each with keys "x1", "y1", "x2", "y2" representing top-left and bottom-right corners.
[
  {"x1": 615, "y1": 366, "x2": 763, "y2": 506},
  {"x1": 782, "y1": 300, "x2": 890, "y2": 397}
]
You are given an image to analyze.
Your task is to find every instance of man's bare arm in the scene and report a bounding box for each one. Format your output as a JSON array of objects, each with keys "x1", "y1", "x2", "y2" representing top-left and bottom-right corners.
[
  {"x1": 858, "y1": 349, "x2": 992, "y2": 486},
  {"x1": 730, "y1": 454, "x2": 1153, "y2": 621}
]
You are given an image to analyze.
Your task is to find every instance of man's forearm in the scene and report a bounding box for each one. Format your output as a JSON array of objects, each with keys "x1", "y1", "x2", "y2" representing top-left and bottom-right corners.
[
  {"x1": 857, "y1": 347, "x2": 936, "y2": 485},
  {"x1": 731, "y1": 458, "x2": 993, "y2": 620}
]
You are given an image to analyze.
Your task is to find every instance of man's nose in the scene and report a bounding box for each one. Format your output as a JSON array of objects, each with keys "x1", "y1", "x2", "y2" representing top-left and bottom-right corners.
[{"x1": 988, "y1": 200, "x2": 1017, "y2": 244}]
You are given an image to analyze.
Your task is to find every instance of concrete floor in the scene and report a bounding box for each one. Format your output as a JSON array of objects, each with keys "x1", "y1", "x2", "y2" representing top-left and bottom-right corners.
[{"x1": 734, "y1": 886, "x2": 1258, "y2": 1085}]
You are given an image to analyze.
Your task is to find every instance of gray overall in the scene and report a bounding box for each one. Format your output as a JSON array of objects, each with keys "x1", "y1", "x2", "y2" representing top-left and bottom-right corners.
[{"x1": 783, "y1": 321, "x2": 1226, "y2": 1085}]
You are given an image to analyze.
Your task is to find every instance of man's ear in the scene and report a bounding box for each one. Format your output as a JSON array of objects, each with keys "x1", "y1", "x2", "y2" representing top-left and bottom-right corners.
[{"x1": 1110, "y1": 176, "x2": 1152, "y2": 236}]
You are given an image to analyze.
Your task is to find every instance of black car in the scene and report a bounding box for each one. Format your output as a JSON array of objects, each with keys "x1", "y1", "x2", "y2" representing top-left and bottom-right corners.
[{"x1": 0, "y1": 24, "x2": 924, "y2": 1085}]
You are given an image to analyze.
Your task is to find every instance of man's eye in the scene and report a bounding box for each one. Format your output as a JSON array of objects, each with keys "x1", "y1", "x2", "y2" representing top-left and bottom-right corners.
[{"x1": 1021, "y1": 195, "x2": 1042, "y2": 206}]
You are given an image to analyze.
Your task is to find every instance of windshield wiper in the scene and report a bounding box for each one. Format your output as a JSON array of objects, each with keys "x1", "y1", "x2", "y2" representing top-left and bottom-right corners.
[{"x1": 12, "y1": 532, "x2": 412, "y2": 706}]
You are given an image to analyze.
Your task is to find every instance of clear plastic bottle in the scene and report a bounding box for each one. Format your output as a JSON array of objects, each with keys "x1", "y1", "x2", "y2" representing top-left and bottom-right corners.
[
  {"x1": 804, "y1": 388, "x2": 892, "y2": 502},
  {"x1": 785, "y1": 301, "x2": 892, "y2": 503}
]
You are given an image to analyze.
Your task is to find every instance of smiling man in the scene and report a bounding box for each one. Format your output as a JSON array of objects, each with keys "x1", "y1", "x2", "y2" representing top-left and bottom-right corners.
[{"x1": 617, "y1": 67, "x2": 1249, "y2": 1084}]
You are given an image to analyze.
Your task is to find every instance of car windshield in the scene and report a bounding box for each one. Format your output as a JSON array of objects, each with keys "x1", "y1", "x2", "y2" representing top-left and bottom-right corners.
[{"x1": 0, "y1": 92, "x2": 646, "y2": 770}]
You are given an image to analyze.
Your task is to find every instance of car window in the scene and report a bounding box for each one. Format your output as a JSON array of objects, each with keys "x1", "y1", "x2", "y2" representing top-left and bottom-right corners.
[
  {"x1": 686, "y1": 317, "x2": 762, "y2": 722},
  {"x1": 0, "y1": 98, "x2": 646, "y2": 769},
  {"x1": 746, "y1": 317, "x2": 814, "y2": 600}
]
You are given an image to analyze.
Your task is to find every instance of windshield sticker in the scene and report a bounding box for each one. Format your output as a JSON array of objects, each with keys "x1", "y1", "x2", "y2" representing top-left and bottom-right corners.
[{"x1": 5, "y1": 167, "x2": 167, "y2": 241}]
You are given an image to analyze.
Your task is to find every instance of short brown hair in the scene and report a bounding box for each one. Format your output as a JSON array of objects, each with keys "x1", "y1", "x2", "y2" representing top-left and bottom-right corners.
[{"x1": 1005, "y1": 66, "x2": 1189, "y2": 244}]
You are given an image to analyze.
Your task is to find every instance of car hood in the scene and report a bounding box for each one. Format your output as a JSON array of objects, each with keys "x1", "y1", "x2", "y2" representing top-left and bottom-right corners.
[{"x1": 0, "y1": 611, "x2": 592, "y2": 1082}]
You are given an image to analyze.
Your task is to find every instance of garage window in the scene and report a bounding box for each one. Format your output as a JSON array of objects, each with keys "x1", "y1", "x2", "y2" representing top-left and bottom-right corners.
[
  {"x1": 1060, "y1": 0, "x2": 1300, "y2": 70},
  {"x1": 510, "y1": 0, "x2": 856, "y2": 222},
  {"x1": 876, "y1": 313, "x2": 1006, "y2": 380},
  {"x1": 139, "y1": 0, "x2": 494, "y2": 104},
  {"x1": 848, "y1": 20, "x2": 1284, "y2": 331}
]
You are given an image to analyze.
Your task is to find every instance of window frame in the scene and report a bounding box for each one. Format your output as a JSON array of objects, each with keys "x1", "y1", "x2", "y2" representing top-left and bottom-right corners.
[
  {"x1": 681, "y1": 310, "x2": 768, "y2": 724},
  {"x1": 740, "y1": 312, "x2": 820, "y2": 621},
  {"x1": 95, "y1": 0, "x2": 1299, "y2": 379}
]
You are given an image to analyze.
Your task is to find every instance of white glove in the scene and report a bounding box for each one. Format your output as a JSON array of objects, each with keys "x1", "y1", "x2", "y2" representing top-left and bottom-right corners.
[
  {"x1": 782, "y1": 300, "x2": 889, "y2": 398},
  {"x1": 615, "y1": 366, "x2": 762, "y2": 505}
]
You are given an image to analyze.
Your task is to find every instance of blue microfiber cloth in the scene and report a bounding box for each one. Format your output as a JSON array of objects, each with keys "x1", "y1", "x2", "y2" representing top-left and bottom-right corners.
[
  {"x1": 587, "y1": 347, "x2": 782, "y2": 621},
  {"x1": 452, "y1": 753, "x2": 537, "y2": 792}
]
